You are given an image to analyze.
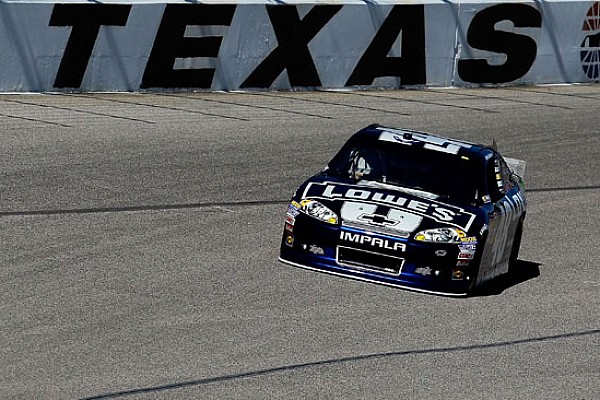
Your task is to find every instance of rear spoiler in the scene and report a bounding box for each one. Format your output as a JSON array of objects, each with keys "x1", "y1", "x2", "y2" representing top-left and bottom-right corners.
[{"x1": 505, "y1": 157, "x2": 527, "y2": 178}]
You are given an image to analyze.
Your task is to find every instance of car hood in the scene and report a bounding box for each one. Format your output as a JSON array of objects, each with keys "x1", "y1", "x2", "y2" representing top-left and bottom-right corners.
[{"x1": 296, "y1": 177, "x2": 484, "y2": 236}]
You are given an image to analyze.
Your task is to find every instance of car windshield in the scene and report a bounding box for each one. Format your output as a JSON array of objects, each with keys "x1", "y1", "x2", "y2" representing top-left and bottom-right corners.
[{"x1": 326, "y1": 140, "x2": 484, "y2": 204}]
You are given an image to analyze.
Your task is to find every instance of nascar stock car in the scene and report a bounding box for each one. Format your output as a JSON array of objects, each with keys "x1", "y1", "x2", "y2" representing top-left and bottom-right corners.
[{"x1": 279, "y1": 124, "x2": 527, "y2": 296}]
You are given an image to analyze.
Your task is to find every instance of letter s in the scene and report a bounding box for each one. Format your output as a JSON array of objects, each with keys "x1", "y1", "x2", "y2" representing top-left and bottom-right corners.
[
  {"x1": 432, "y1": 207, "x2": 455, "y2": 222},
  {"x1": 457, "y1": 4, "x2": 542, "y2": 84}
]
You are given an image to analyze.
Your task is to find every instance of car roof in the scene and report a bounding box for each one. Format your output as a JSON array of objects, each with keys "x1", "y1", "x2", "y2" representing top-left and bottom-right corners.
[{"x1": 353, "y1": 124, "x2": 494, "y2": 160}]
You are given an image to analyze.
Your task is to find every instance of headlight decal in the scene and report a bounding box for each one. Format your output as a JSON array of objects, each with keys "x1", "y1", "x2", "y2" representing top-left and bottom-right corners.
[
  {"x1": 299, "y1": 199, "x2": 339, "y2": 224},
  {"x1": 414, "y1": 227, "x2": 466, "y2": 244}
]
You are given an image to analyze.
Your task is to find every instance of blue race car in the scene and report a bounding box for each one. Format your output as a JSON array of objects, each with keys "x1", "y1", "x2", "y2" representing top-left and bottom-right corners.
[{"x1": 279, "y1": 124, "x2": 526, "y2": 296}]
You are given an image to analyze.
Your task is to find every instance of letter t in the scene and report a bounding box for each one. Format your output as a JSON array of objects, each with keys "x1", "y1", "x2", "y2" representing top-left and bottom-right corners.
[{"x1": 49, "y1": 4, "x2": 131, "y2": 88}]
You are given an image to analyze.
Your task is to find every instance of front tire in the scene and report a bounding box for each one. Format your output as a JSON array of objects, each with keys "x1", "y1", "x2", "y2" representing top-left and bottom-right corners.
[
  {"x1": 465, "y1": 264, "x2": 480, "y2": 296},
  {"x1": 466, "y1": 232, "x2": 487, "y2": 296}
]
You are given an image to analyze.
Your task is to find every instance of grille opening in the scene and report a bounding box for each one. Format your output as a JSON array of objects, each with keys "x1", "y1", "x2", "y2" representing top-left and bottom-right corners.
[{"x1": 337, "y1": 246, "x2": 404, "y2": 275}]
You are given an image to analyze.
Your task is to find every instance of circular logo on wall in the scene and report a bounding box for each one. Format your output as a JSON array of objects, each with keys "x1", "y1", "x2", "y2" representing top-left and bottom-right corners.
[{"x1": 581, "y1": 2, "x2": 600, "y2": 80}]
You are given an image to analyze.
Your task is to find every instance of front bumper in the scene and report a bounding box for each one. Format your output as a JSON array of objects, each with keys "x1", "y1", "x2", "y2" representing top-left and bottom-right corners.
[{"x1": 279, "y1": 221, "x2": 480, "y2": 296}]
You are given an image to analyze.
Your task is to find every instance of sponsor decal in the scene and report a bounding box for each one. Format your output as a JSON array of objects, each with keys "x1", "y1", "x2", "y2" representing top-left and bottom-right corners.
[
  {"x1": 378, "y1": 128, "x2": 471, "y2": 155},
  {"x1": 452, "y1": 269, "x2": 465, "y2": 280},
  {"x1": 308, "y1": 245, "x2": 325, "y2": 255},
  {"x1": 490, "y1": 191, "x2": 525, "y2": 266},
  {"x1": 285, "y1": 235, "x2": 294, "y2": 246},
  {"x1": 581, "y1": 2, "x2": 600, "y2": 80},
  {"x1": 288, "y1": 203, "x2": 300, "y2": 216},
  {"x1": 340, "y1": 202, "x2": 422, "y2": 234},
  {"x1": 284, "y1": 222, "x2": 294, "y2": 234},
  {"x1": 480, "y1": 224, "x2": 488, "y2": 236},
  {"x1": 460, "y1": 237, "x2": 478, "y2": 244},
  {"x1": 458, "y1": 250, "x2": 475, "y2": 260},
  {"x1": 285, "y1": 203, "x2": 299, "y2": 230},
  {"x1": 285, "y1": 213, "x2": 296, "y2": 225},
  {"x1": 459, "y1": 244, "x2": 477, "y2": 251},
  {"x1": 304, "y1": 182, "x2": 476, "y2": 230},
  {"x1": 340, "y1": 231, "x2": 406, "y2": 252},
  {"x1": 456, "y1": 260, "x2": 471, "y2": 267},
  {"x1": 415, "y1": 266, "x2": 433, "y2": 276},
  {"x1": 435, "y1": 250, "x2": 447, "y2": 257},
  {"x1": 285, "y1": 202, "x2": 297, "y2": 233}
]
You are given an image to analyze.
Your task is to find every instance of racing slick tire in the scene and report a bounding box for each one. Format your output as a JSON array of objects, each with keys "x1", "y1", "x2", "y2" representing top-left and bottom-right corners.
[
  {"x1": 465, "y1": 232, "x2": 487, "y2": 296},
  {"x1": 466, "y1": 265, "x2": 480, "y2": 296},
  {"x1": 509, "y1": 218, "x2": 524, "y2": 272}
]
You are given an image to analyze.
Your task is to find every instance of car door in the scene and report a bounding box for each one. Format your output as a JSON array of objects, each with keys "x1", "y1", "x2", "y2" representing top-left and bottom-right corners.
[{"x1": 478, "y1": 155, "x2": 524, "y2": 284}]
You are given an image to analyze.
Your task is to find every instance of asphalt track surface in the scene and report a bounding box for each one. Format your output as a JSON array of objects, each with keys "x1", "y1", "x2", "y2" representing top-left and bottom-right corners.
[{"x1": 1, "y1": 86, "x2": 599, "y2": 400}]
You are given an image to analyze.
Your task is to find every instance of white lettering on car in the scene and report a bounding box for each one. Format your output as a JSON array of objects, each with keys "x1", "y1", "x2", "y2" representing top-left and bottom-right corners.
[
  {"x1": 304, "y1": 182, "x2": 476, "y2": 230},
  {"x1": 340, "y1": 231, "x2": 406, "y2": 252},
  {"x1": 432, "y1": 207, "x2": 456, "y2": 221}
]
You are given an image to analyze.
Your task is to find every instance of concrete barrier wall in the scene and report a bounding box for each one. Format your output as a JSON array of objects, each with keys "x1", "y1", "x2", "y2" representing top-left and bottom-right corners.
[{"x1": 0, "y1": 0, "x2": 598, "y2": 92}]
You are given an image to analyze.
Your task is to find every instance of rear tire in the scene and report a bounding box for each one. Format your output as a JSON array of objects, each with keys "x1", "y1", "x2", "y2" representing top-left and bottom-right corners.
[{"x1": 509, "y1": 219, "x2": 524, "y2": 272}]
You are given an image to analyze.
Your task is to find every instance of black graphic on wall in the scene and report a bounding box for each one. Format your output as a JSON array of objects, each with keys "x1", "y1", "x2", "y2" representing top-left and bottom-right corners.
[
  {"x1": 240, "y1": 5, "x2": 342, "y2": 89},
  {"x1": 457, "y1": 4, "x2": 542, "y2": 84},
  {"x1": 141, "y1": 5, "x2": 236, "y2": 89},
  {"x1": 346, "y1": 5, "x2": 426, "y2": 87},
  {"x1": 50, "y1": 4, "x2": 131, "y2": 88}
]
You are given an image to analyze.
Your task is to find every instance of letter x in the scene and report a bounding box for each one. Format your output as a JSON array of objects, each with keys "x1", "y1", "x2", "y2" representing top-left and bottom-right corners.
[{"x1": 241, "y1": 5, "x2": 342, "y2": 89}]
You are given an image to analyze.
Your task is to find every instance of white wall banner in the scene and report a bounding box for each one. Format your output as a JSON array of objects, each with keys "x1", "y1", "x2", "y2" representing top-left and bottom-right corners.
[{"x1": 0, "y1": 0, "x2": 598, "y2": 92}]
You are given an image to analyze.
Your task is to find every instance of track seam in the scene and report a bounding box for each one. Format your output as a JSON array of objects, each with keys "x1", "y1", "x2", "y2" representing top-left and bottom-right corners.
[
  {"x1": 80, "y1": 329, "x2": 600, "y2": 400},
  {"x1": 0, "y1": 200, "x2": 289, "y2": 218},
  {"x1": 2, "y1": 185, "x2": 598, "y2": 217}
]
